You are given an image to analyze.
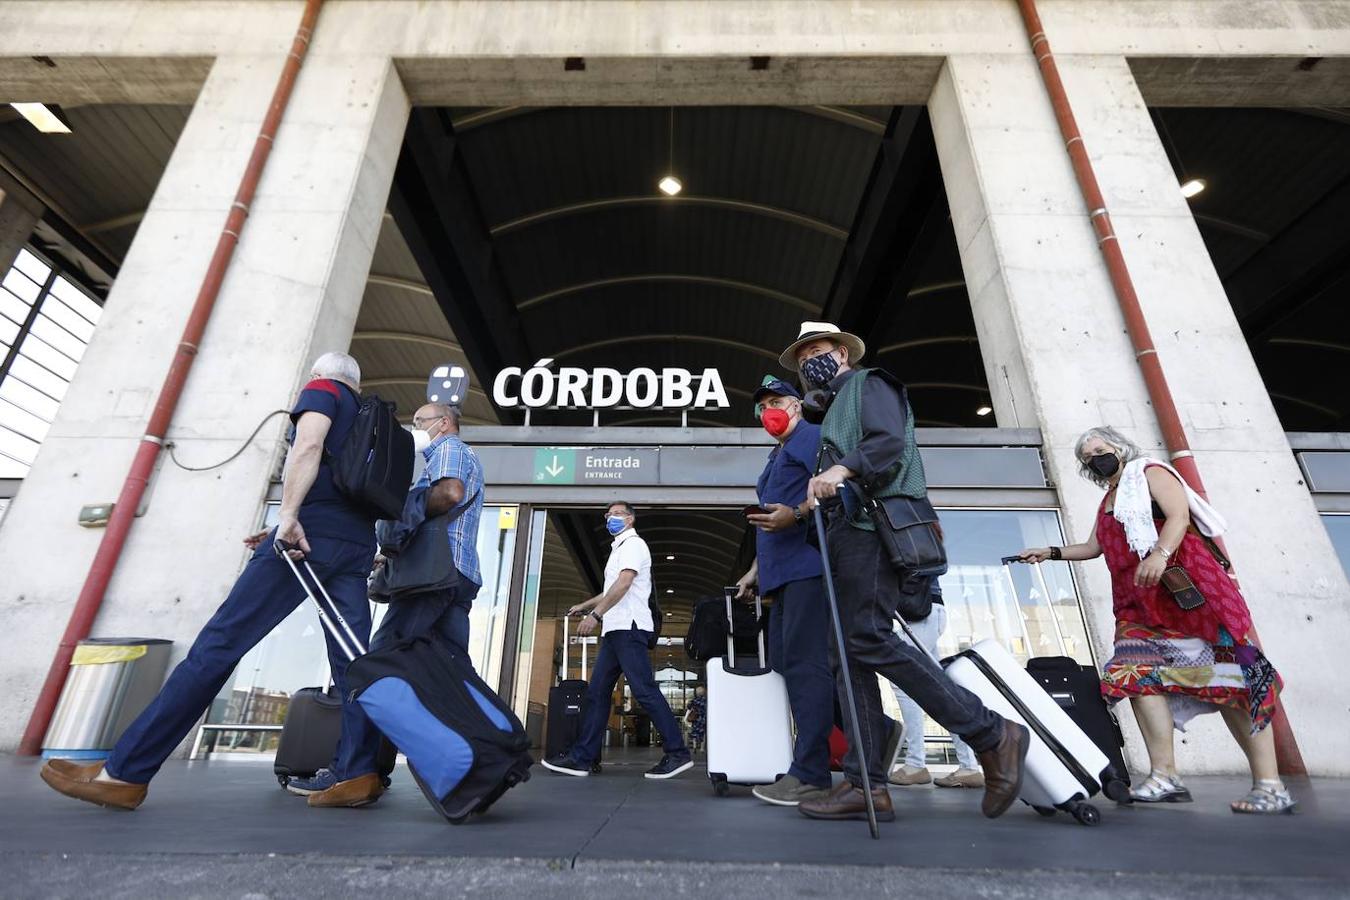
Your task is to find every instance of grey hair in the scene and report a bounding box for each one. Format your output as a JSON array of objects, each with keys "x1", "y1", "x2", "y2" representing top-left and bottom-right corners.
[
  {"x1": 311, "y1": 352, "x2": 361, "y2": 389},
  {"x1": 421, "y1": 402, "x2": 461, "y2": 429},
  {"x1": 1074, "y1": 425, "x2": 1144, "y2": 488}
]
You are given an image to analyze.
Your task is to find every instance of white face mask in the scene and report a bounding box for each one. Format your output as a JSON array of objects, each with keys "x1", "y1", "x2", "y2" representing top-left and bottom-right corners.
[{"x1": 412, "y1": 428, "x2": 432, "y2": 453}]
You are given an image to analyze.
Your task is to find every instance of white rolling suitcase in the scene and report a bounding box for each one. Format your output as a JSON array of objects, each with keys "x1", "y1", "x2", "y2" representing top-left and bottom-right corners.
[
  {"x1": 705, "y1": 587, "x2": 794, "y2": 796},
  {"x1": 943, "y1": 637, "x2": 1117, "y2": 825}
]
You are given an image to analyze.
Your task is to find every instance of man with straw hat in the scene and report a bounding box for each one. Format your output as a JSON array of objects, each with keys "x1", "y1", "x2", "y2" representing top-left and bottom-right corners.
[{"x1": 780, "y1": 322, "x2": 1030, "y2": 823}]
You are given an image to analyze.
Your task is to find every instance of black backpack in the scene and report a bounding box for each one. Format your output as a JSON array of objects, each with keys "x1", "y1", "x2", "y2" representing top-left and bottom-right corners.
[{"x1": 327, "y1": 392, "x2": 414, "y2": 520}]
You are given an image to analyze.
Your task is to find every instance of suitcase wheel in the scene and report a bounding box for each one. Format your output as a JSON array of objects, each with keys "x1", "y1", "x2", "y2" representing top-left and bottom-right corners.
[
  {"x1": 1103, "y1": 777, "x2": 1132, "y2": 805},
  {"x1": 1067, "y1": 801, "x2": 1101, "y2": 826},
  {"x1": 277, "y1": 775, "x2": 290, "y2": 789},
  {"x1": 710, "y1": 774, "x2": 730, "y2": 797},
  {"x1": 1032, "y1": 805, "x2": 1057, "y2": 818}
]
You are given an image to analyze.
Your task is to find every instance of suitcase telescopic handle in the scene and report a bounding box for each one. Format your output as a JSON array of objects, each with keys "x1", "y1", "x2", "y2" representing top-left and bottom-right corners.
[
  {"x1": 276, "y1": 541, "x2": 368, "y2": 662},
  {"x1": 722, "y1": 586, "x2": 768, "y2": 669}
]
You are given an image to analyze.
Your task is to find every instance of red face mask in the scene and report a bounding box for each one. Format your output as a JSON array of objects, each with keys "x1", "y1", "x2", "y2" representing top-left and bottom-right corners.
[{"x1": 761, "y1": 407, "x2": 792, "y2": 437}]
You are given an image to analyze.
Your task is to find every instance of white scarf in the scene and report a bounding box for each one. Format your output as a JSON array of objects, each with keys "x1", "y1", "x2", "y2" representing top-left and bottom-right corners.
[{"x1": 1113, "y1": 457, "x2": 1228, "y2": 559}]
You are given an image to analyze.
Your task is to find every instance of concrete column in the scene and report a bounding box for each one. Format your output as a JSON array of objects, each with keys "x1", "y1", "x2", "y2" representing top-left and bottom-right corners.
[
  {"x1": 0, "y1": 51, "x2": 410, "y2": 751},
  {"x1": 930, "y1": 53, "x2": 1350, "y2": 775},
  {"x1": 0, "y1": 171, "x2": 42, "y2": 276}
]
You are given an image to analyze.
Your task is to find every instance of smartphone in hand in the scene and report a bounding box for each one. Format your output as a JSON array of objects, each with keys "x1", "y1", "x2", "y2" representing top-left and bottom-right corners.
[{"x1": 742, "y1": 504, "x2": 771, "y2": 518}]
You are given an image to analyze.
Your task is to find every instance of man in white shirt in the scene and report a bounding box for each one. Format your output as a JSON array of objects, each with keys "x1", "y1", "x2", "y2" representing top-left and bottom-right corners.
[{"x1": 542, "y1": 501, "x2": 693, "y2": 779}]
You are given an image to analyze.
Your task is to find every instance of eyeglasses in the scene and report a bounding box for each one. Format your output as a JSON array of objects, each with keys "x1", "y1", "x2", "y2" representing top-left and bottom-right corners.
[{"x1": 413, "y1": 414, "x2": 447, "y2": 427}]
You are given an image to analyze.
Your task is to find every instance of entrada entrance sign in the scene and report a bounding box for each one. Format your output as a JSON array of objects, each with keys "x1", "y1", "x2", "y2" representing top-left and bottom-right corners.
[
  {"x1": 493, "y1": 362, "x2": 730, "y2": 410},
  {"x1": 532, "y1": 448, "x2": 657, "y2": 483}
]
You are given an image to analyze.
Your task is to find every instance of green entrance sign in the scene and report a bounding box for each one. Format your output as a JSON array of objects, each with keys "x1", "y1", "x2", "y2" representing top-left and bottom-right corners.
[{"x1": 533, "y1": 448, "x2": 576, "y2": 483}]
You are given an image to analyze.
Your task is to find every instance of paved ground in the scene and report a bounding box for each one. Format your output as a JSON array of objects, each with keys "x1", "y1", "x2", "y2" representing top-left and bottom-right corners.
[{"x1": 1, "y1": 751, "x2": 1346, "y2": 898}]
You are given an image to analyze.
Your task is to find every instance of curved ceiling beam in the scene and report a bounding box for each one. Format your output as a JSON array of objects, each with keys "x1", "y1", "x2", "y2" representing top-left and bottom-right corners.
[
  {"x1": 875, "y1": 336, "x2": 980, "y2": 355},
  {"x1": 490, "y1": 195, "x2": 848, "y2": 241},
  {"x1": 451, "y1": 105, "x2": 887, "y2": 136},
  {"x1": 1192, "y1": 213, "x2": 1269, "y2": 243},
  {"x1": 906, "y1": 280, "x2": 967, "y2": 300},
  {"x1": 1266, "y1": 338, "x2": 1350, "y2": 356},
  {"x1": 351, "y1": 331, "x2": 464, "y2": 353},
  {"x1": 553, "y1": 334, "x2": 779, "y2": 363},
  {"x1": 1268, "y1": 392, "x2": 1341, "y2": 420},
  {"x1": 361, "y1": 376, "x2": 488, "y2": 401},
  {"x1": 905, "y1": 382, "x2": 991, "y2": 395},
  {"x1": 366, "y1": 273, "x2": 435, "y2": 297},
  {"x1": 518, "y1": 274, "x2": 821, "y2": 314},
  {"x1": 625, "y1": 525, "x2": 745, "y2": 549}
]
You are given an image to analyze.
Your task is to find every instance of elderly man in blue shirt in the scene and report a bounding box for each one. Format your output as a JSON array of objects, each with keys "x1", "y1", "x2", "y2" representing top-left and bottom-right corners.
[{"x1": 735, "y1": 376, "x2": 900, "y2": 806}]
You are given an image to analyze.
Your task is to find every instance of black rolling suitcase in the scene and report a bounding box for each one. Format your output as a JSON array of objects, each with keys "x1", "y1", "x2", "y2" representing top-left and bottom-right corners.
[
  {"x1": 545, "y1": 614, "x2": 590, "y2": 760},
  {"x1": 280, "y1": 545, "x2": 532, "y2": 823},
  {"x1": 1026, "y1": 655, "x2": 1130, "y2": 794},
  {"x1": 273, "y1": 686, "x2": 397, "y2": 789}
]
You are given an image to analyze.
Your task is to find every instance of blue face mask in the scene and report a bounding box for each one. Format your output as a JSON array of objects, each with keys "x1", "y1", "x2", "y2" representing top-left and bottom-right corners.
[
  {"x1": 605, "y1": 515, "x2": 627, "y2": 536},
  {"x1": 800, "y1": 350, "x2": 841, "y2": 391}
]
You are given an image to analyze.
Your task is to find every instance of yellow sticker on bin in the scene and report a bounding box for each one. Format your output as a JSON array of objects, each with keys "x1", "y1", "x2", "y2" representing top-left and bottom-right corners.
[{"x1": 71, "y1": 644, "x2": 148, "y2": 665}]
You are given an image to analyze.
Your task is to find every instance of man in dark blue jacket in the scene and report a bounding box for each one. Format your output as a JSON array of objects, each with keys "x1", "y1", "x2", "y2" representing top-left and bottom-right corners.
[{"x1": 736, "y1": 376, "x2": 900, "y2": 806}]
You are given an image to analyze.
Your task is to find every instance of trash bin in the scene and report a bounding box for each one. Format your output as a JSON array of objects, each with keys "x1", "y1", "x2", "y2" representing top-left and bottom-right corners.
[{"x1": 42, "y1": 638, "x2": 172, "y2": 760}]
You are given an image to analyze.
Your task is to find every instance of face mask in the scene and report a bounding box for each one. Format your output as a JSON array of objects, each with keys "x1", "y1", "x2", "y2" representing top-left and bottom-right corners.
[
  {"x1": 800, "y1": 389, "x2": 833, "y2": 424},
  {"x1": 761, "y1": 407, "x2": 792, "y2": 438},
  {"x1": 412, "y1": 429, "x2": 431, "y2": 453},
  {"x1": 800, "y1": 350, "x2": 840, "y2": 391},
  {"x1": 605, "y1": 515, "x2": 627, "y2": 536},
  {"x1": 1087, "y1": 452, "x2": 1120, "y2": 478}
]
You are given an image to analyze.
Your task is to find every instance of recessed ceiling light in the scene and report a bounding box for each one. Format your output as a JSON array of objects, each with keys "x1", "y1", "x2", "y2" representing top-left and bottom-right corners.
[
  {"x1": 665, "y1": 589, "x2": 674, "y2": 594},
  {"x1": 666, "y1": 555, "x2": 675, "y2": 560},
  {"x1": 976, "y1": 406, "x2": 992, "y2": 417},
  {"x1": 1180, "y1": 178, "x2": 1206, "y2": 199},
  {"x1": 658, "y1": 175, "x2": 683, "y2": 196},
  {"x1": 10, "y1": 103, "x2": 70, "y2": 134}
]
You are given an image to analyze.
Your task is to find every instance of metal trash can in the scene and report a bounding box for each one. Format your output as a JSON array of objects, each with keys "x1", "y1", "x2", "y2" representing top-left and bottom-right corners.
[{"x1": 42, "y1": 638, "x2": 172, "y2": 760}]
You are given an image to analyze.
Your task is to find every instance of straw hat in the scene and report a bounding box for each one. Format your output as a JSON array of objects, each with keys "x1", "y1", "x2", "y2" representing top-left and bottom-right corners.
[{"x1": 778, "y1": 321, "x2": 866, "y2": 371}]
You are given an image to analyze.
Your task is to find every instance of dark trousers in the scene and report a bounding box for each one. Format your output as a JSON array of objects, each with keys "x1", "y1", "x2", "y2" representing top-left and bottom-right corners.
[
  {"x1": 572, "y1": 626, "x2": 687, "y2": 765},
  {"x1": 767, "y1": 576, "x2": 834, "y2": 788},
  {"x1": 370, "y1": 577, "x2": 480, "y2": 655},
  {"x1": 106, "y1": 532, "x2": 380, "y2": 784},
  {"x1": 826, "y1": 518, "x2": 1004, "y2": 787}
]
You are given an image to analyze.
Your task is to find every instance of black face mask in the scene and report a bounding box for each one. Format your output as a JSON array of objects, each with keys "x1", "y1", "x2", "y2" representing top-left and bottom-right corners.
[
  {"x1": 800, "y1": 351, "x2": 841, "y2": 391},
  {"x1": 1087, "y1": 453, "x2": 1121, "y2": 478},
  {"x1": 800, "y1": 388, "x2": 834, "y2": 424}
]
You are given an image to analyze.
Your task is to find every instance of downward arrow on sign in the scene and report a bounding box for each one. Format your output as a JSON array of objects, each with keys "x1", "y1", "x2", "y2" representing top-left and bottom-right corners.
[{"x1": 545, "y1": 455, "x2": 565, "y2": 477}]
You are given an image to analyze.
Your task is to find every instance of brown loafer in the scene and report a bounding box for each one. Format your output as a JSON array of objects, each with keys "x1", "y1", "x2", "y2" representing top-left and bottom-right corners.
[
  {"x1": 307, "y1": 772, "x2": 385, "y2": 808},
  {"x1": 40, "y1": 760, "x2": 147, "y2": 811},
  {"x1": 976, "y1": 720, "x2": 1030, "y2": 818},
  {"x1": 798, "y1": 779, "x2": 895, "y2": 822}
]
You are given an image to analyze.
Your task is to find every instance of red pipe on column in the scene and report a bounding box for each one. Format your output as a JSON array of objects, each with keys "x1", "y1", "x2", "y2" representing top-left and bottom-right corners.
[
  {"x1": 18, "y1": 0, "x2": 326, "y2": 756},
  {"x1": 1014, "y1": 0, "x2": 1305, "y2": 775}
]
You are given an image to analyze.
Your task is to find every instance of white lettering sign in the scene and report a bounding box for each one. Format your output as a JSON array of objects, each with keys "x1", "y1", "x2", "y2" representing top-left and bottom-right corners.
[{"x1": 493, "y1": 361, "x2": 730, "y2": 410}]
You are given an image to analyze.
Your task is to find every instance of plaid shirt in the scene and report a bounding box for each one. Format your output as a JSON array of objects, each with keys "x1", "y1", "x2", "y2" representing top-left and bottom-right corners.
[{"x1": 417, "y1": 433, "x2": 484, "y2": 588}]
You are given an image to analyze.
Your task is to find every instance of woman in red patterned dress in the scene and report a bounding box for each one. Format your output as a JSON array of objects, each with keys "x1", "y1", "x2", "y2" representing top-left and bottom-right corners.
[{"x1": 1019, "y1": 426, "x2": 1294, "y2": 815}]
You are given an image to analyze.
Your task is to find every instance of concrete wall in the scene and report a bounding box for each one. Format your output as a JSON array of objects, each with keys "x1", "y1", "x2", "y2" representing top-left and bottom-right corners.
[
  {"x1": 0, "y1": 48, "x2": 410, "y2": 752},
  {"x1": 930, "y1": 52, "x2": 1350, "y2": 774},
  {"x1": 0, "y1": 172, "x2": 42, "y2": 276},
  {"x1": 0, "y1": 0, "x2": 1347, "y2": 769}
]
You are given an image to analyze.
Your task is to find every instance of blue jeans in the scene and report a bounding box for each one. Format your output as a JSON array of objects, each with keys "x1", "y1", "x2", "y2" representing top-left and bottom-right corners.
[
  {"x1": 106, "y1": 531, "x2": 380, "y2": 784},
  {"x1": 767, "y1": 576, "x2": 834, "y2": 788},
  {"x1": 571, "y1": 626, "x2": 687, "y2": 765}
]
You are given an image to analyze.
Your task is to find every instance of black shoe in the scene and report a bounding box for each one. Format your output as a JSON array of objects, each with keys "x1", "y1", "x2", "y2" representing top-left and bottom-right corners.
[
  {"x1": 645, "y1": 752, "x2": 694, "y2": 779},
  {"x1": 590, "y1": 761, "x2": 603, "y2": 774},
  {"x1": 541, "y1": 754, "x2": 590, "y2": 777}
]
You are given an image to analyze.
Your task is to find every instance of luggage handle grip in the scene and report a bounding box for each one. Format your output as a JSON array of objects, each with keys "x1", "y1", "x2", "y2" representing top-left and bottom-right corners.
[{"x1": 723, "y1": 586, "x2": 767, "y2": 669}]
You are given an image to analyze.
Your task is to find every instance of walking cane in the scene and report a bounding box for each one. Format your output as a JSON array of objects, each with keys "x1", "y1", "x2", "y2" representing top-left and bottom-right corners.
[{"x1": 813, "y1": 504, "x2": 881, "y2": 840}]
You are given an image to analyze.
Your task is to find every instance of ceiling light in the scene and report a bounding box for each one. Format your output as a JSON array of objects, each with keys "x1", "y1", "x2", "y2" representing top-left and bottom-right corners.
[
  {"x1": 975, "y1": 406, "x2": 992, "y2": 417},
  {"x1": 1180, "y1": 178, "x2": 1206, "y2": 199},
  {"x1": 10, "y1": 103, "x2": 70, "y2": 134},
  {"x1": 665, "y1": 589, "x2": 674, "y2": 594},
  {"x1": 658, "y1": 175, "x2": 682, "y2": 196},
  {"x1": 666, "y1": 555, "x2": 675, "y2": 560}
]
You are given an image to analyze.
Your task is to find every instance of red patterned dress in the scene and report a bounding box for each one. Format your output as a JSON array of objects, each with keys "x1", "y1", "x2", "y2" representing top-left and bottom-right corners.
[{"x1": 1097, "y1": 465, "x2": 1281, "y2": 734}]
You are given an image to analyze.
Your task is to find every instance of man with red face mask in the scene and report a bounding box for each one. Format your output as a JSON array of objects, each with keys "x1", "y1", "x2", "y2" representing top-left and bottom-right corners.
[{"x1": 734, "y1": 377, "x2": 898, "y2": 806}]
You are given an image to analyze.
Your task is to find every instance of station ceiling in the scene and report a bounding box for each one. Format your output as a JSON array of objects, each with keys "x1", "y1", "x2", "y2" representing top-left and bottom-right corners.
[{"x1": 1, "y1": 101, "x2": 1347, "y2": 433}]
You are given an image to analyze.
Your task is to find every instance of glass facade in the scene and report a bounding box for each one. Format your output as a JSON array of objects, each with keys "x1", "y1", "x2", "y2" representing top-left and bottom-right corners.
[
  {"x1": 1322, "y1": 514, "x2": 1350, "y2": 578},
  {"x1": 0, "y1": 247, "x2": 103, "y2": 478}
]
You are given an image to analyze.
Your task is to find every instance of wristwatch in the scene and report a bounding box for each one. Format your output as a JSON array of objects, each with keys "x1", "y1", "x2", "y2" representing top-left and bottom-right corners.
[
  {"x1": 793, "y1": 504, "x2": 805, "y2": 523},
  {"x1": 587, "y1": 610, "x2": 602, "y2": 624}
]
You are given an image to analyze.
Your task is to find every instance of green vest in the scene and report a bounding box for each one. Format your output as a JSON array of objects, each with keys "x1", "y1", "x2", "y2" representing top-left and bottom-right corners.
[{"x1": 818, "y1": 367, "x2": 928, "y2": 530}]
